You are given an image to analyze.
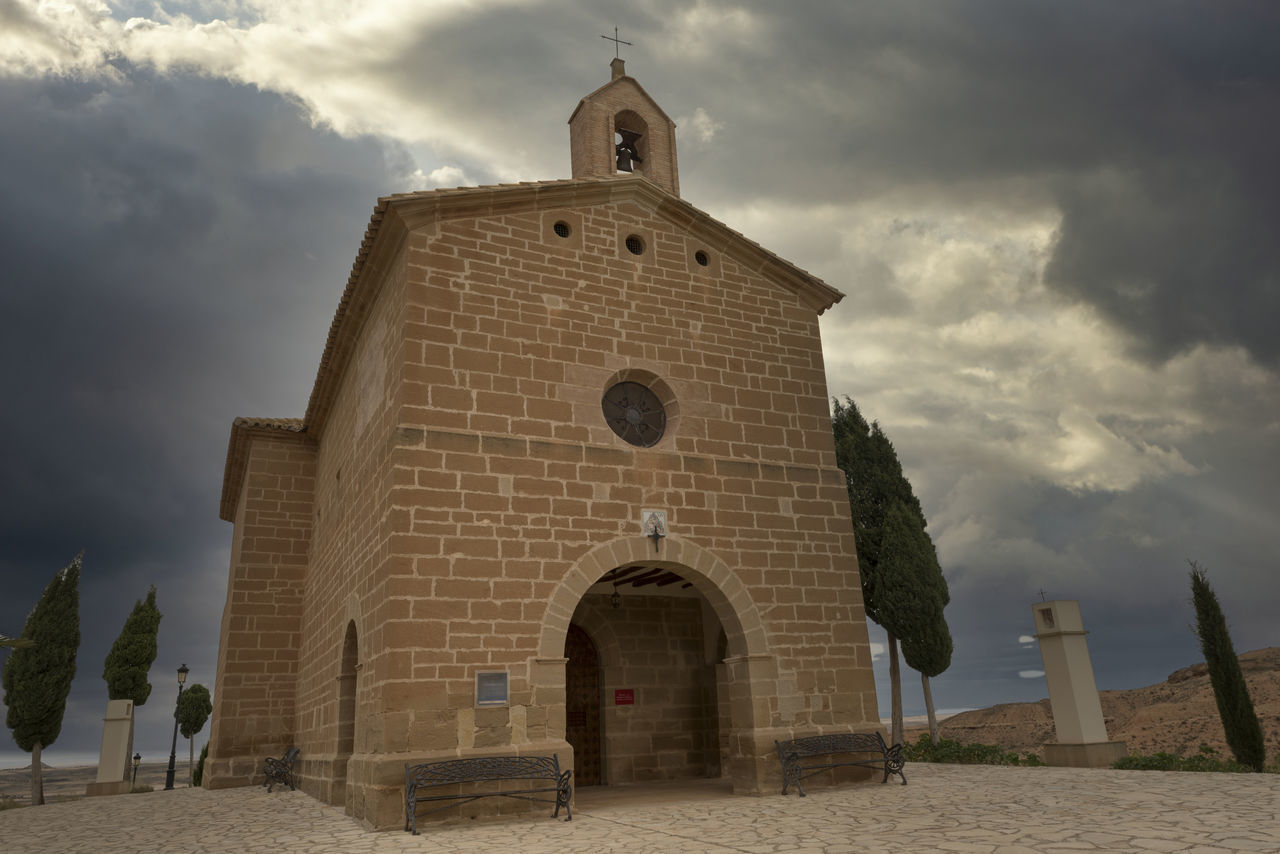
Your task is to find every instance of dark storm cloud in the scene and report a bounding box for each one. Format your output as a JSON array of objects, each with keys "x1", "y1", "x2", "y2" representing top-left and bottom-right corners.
[
  {"x1": 1047, "y1": 164, "x2": 1280, "y2": 365},
  {"x1": 338, "y1": 1, "x2": 655, "y2": 182},
  {"x1": 624, "y1": 1, "x2": 1277, "y2": 713},
  {"x1": 883, "y1": 423, "x2": 1277, "y2": 714},
  {"x1": 641, "y1": 2, "x2": 1280, "y2": 367},
  {"x1": 0, "y1": 67, "x2": 410, "y2": 755}
]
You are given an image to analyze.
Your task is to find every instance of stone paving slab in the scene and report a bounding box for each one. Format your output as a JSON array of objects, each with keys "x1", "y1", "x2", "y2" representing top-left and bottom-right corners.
[{"x1": 2, "y1": 764, "x2": 1277, "y2": 853}]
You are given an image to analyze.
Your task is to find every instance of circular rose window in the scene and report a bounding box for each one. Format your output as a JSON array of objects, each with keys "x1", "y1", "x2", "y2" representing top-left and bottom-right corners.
[{"x1": 601, "y1": 381, "x2": 666, "y2": 447}]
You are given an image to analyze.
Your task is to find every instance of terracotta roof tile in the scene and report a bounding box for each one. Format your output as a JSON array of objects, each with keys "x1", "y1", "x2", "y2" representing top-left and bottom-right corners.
[{"x1": 232, "y1": 416, "x2": 305, "y2": 432}]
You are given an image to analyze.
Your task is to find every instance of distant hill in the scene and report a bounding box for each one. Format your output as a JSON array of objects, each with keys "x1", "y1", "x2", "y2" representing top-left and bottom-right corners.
[{"x1": 914, "y1": 647, "x2": 1280, "y2": 759}]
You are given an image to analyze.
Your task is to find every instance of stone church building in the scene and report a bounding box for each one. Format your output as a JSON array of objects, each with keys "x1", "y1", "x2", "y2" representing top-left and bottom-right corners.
[{"x1": 207, "y1": 59, "x2": 881, "y2": 830}]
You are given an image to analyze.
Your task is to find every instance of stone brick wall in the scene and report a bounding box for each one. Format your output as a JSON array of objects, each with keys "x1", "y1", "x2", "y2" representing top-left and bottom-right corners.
[
  {"x1": 206, "y1": 430, "x2": 314, "y2": 787},
  {"x1": 379, "y1": 193, "x2": 878, "y2": 765},
  {"x1": 211, "y1": 181, "x2": 878, "y2": 829},
  {"x1": 573, "y1": 594, "x2": 720, "y2": 784},
  {"x1": 290, "y1": 237, "x2": 409, "y2": 819}
]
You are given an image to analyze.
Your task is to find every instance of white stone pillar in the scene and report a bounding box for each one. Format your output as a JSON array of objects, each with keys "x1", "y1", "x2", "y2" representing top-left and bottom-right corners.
[
  {"x1": 85, "y1": 699, "x2": 135, "y2": 796},
  {"x1": 1033, "y1": 600, "x2": 1127, "y2": 767}
]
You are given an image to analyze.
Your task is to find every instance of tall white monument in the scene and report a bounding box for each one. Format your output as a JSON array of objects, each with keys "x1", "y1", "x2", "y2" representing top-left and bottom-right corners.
[
  {"x1": 84, "y1": 699, "x2": 135, "y2": 796},
  {"x1": 1032, "y1": 600, "x2": 1127, "y2": 767}
]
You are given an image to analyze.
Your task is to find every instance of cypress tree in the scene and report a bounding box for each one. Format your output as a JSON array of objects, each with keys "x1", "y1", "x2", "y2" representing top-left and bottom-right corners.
[
  {"x1": 901, "y1": 608, "x2": 953, "y2": 743},
  {"x1": 901, "y1": 515, "x2": 952, "y2": 743},
  {"x1": 832, "y1": 399, "x2": 925, "y2": 628},
  {"x1": 834, "y1": 396, "x2": 949, "y2": 746},
  {"x1": 192, "y1": 742, "x2": 209, "y2": 788},
  {"x1": 1189, "y1": 561, "x2": 1265, "y2": 771},
  {"x1": 177, "y1": 684, "x2": 213, "y2": 787},
  {"x1": 869, "y1": 499, "x2": 932, "y2": 743},
  {"x1": 103, "y1": 586, "x2": 162, "y2": 704},
  {"x1": 872, "y1": 500, "x2": 937, "y2": 642},
  {"x1": 2, "y1": 553, "x2": 83, "y2": 805}
]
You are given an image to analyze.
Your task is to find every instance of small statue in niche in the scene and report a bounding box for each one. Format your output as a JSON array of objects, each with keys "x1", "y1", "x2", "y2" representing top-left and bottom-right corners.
[{"x1": 616, "y1": 128, "x2": 644, "y2": 172}]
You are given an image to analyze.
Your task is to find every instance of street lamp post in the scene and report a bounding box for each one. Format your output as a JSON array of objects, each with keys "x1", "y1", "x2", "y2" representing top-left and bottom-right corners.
[
  {"x1": 163, "y1": 664, "x2": 189, "y2": 790},
  {"x1": 132, "y1": 752, "x2": 141, "y2": 786}
]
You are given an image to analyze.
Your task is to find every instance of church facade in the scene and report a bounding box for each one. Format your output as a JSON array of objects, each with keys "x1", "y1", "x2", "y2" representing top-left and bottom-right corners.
[{"x1": 206, "y1": 59, "x2": 881, "y2": 830}]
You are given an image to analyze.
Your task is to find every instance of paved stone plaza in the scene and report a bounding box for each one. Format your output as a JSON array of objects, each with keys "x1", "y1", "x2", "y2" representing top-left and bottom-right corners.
[{"x1": 3, "y1": 764, "x2": 1277, "y2": 853}]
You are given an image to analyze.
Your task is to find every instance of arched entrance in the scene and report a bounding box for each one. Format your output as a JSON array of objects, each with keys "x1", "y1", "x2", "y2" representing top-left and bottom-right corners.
[
  {"x1": 333, "y1": 620, "x2": 357, "y2": 806},
  {"x1": 537, "y1": 536, "x2": 778, "y2": 795},
  {"x1": 564, "y1": 623, "x2": 602, "y2": 785},
  {"x1": 570, "y1": 566, "x2": 724, "y2": 785}
]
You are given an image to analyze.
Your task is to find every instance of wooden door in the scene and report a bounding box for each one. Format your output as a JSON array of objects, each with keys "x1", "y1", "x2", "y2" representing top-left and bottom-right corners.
[{"x1": 565, "y1": 623, "x2": 602, "y2": 785}]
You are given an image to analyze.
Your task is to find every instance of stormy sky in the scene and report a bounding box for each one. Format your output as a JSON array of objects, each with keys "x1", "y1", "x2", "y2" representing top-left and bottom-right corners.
[{"x1": 2, "y1": 1, "x2": 1277, "y2": 764}]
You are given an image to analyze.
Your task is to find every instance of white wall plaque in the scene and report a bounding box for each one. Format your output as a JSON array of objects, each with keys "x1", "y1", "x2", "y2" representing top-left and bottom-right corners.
[{"x1": 475, "y1": 671, "x2": 509, "y2": 707}]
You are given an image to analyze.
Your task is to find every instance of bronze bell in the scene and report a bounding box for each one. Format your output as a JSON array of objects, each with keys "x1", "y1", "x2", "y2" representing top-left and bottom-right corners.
[{"x1": 616, "y1": 128, "x2": 644, "y2": 172}]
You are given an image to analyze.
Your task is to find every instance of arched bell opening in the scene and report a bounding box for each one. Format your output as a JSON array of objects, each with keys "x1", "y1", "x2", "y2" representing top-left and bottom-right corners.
[{"x1": 613, "y1": 109, "x2": 650, "y2": 177}]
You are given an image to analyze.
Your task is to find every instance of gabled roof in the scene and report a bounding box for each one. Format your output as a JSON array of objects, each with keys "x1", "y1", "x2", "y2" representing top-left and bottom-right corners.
[
  {"x1": 567, "y1": 74, "x2": 676, "y2": 126},
  {"x1": 220, "y1": 174, "x2": 845, "y2": 521}
]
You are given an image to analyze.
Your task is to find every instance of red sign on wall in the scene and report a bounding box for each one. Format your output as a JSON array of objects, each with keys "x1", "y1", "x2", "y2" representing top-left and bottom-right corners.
[{"x1": 614, "y1": 688, "x2": 635, "y2": 705}]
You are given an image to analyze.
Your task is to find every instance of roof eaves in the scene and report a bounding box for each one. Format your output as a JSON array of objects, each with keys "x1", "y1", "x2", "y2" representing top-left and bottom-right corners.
[
  {"x1": 218, "y1": 417, "x2": 310, "y2": 522},
  {"x1": 567, "y1": 75, "x2": 677, "y2": 127},
  {"x1": 651, "y1": 192, "x2": 845, "y2": 314}
]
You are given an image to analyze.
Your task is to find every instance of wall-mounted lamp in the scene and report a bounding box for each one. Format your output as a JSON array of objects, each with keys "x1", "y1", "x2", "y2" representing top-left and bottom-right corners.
[{"x1": 611, "y1": 586, "x2": 622, "y2": 610}]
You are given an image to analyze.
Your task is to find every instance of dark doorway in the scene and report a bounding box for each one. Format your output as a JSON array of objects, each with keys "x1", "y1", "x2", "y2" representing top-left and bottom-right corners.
[
  {"x1": 565, "y1": 623, "x2": 602, "y2": 785},
  {"x1": 334, "y1": 621, "x2": 357, "y2": 805}
]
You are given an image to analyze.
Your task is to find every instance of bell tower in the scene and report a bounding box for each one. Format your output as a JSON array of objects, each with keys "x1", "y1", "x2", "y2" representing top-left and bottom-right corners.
[{"x1": 568, "y1": 59, "x2": 680, "y2": 197}]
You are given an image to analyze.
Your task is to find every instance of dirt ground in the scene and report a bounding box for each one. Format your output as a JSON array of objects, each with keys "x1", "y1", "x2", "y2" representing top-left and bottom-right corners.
[{"x1": 926, "y1": 646, "x2": 1280, "y2": 759}]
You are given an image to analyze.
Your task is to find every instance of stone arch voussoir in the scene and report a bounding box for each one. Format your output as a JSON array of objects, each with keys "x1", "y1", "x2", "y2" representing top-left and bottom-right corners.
[
  {"x1": 568, "y1": 607, "x2": 623, "y2": 668},
  {"x1": 537, "y1": 536, "x2": 767, "y2": 661}
]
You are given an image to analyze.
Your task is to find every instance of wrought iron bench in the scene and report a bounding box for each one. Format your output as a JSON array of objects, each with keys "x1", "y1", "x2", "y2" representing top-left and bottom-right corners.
[
  {"x1": 263, "y1": 746, "x2": 299, "y2": 793},
  {"x1": 775, "y1": 732, "x2": 906, "y2": 796},
  {"x1": 404, "y1": 754, "x2": 572, "y2": 834}
]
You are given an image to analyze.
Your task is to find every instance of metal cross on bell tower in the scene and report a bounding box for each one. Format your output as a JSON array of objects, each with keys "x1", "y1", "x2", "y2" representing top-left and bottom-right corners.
[{"x1": 600, "y1": 27, "x2": 632, "y2": 59}]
